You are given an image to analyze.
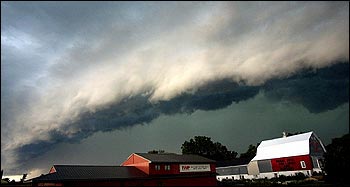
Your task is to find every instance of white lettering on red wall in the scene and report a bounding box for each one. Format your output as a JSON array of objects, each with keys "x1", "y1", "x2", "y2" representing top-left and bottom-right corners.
[{"x1": 179, "y1": 164, "x2": 211, "y2": 172}]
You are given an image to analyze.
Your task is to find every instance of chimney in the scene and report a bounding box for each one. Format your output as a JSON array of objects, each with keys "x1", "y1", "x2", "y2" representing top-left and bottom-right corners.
[{"x1": 282, "y1": 131, "x2": 287, "y2": 138}]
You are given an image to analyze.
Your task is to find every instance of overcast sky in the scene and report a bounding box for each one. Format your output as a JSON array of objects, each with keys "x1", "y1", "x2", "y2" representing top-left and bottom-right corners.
[{"x1": 1, "y1": 1, "x2": 349, "y2": 178}]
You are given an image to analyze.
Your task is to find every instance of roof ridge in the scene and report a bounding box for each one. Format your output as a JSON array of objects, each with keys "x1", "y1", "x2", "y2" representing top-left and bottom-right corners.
[
  {"x1": 134, "y1": 152, "x2": 215, "y2": 163},
  {"x1": 260, "y1": 132, "x2": 313, "y2": 142}
]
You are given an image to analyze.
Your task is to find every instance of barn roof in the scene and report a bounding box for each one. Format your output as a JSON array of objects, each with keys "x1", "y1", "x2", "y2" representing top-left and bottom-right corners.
[
  {"x1": 251, "y1": 131, "x2": 322, "y2": 161},
  {"x1": 135, "y1": 153, "x2": 216, "y2": 163},
  {"x1": 32, "y1": 165, "x2": 148, "y2": 181}
]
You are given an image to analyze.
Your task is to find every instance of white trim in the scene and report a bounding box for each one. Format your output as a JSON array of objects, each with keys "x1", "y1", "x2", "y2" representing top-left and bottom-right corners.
[
  {"x1": 311, "y1": 133, "x2": 327, "y2": 153},
  {"x1": 316, "y1": 159, "x2": 320, "y2": 168},
  {"x1": 300, "y1": 161, "x2": 306, "y2": 168}
]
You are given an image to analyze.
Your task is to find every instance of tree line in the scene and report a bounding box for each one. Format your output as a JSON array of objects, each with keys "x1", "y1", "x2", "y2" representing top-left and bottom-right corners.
[
  {"x1": 149, "y1": 133, "x2": 349, "y2": 184},
  {"x1": 148, "y1": 136, "x2": 258, "y2": 160},
  {"x1": 181, "y1": 136, "x2": 257, "y2": 161}
]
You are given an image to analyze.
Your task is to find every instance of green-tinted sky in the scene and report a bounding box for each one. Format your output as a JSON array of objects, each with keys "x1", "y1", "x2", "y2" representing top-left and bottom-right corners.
[
  {"x1": 1, "y1": 1, "x2": 349, "y2": 178},
  {"x1": 21, "y1": 92, "x2": 349, "y2": 178}
]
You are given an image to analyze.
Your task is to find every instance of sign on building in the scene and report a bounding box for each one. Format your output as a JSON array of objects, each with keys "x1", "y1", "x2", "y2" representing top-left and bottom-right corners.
[{"x1": 179, "y1": 164, "x2": 211, "y2": 172}]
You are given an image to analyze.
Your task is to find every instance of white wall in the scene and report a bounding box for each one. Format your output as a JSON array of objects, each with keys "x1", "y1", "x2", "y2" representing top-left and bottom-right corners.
[
  {"x1": 217, "y1": 174, "x2": 254, "y2": 181},
  {"x1": 217, "y1": 170, "x2": 313, "y2": 181}
]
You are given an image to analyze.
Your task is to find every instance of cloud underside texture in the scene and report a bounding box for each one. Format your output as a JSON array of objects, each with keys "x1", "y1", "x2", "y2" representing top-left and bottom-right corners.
[
  {"x1": 14, "y1": 62, "x2": 350, "y2": 168},
  {"x1": 1, "y1": 1, "x2": 349, "y2": 172}
]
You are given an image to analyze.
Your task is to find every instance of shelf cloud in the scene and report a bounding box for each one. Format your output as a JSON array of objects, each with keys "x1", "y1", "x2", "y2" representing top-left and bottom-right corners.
[{"x1": 1, "y1": 1, "x2": 349, "y2": 174}]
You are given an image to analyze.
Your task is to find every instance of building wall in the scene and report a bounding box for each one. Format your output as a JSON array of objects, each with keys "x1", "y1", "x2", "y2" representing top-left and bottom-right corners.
[
  {"x1": 247, "y1": 161, "x2": 259, "y2": 176},
  {"x1": 257, "y1": 160, "x2": 273, "y2": 173},
  {"x1": 309, "y1": 134, "x2": 326, "y2": 157},
  {"x1": 255, "y1": 169, "x2": 312, "y2": 179},
  {"x1": 216, "y1": 165, "x2": 248, "y2": 176},
  {"x1": 217, "y1": 169, "x2": 314, "y2": 181},
  {"x1": 217, "y1": 174, "x2": 254, "y2": 181},
  {"x1": 36, "y1": 182, "x2": 64, "y2": 186},
  {"x1": 226, "y1": 155, "x2": 314, "y2": 180},
  {"x1": 34, "y1": 177, "x2": 217, "y2": 187},
  {"x1": 121, "y1": 154, "x2": 150, "y2": 174},
  {"x1": 49, "y1": 167, "x2": 56, "y2": 174},
  {"x1": 149, "y1": 163, "x2": 216, "y2": 175},
  {"x1": 140, "y1": 176, "x2": 217, "y2": 186},
  {"x1": 271, "y1": 155, "x2": 312, "y2": 172}
]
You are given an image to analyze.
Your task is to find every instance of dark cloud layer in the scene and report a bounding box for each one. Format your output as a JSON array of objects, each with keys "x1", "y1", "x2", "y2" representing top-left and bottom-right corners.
[
  {"x1": 264, "y1": 62, "x2": 349, "y2": 113},
  {"x1": 158, "y1": 80, "x2": 260, "y2": 114},
  {"x1": 2, "y1": 2, "x2": 349, "y2": 176},
  {"x1": 14, "y1": 62, "x2": 349, "y2": 172}
]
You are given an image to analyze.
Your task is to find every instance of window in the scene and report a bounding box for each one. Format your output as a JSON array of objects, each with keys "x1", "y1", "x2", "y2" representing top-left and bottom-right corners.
[
  {"x1": 155, "y1": 165, "x2": 161, "y2": 170},
  {"x1": 165, "y1": 165, "x2": 171, "y2": 171},
  {"x1": 300, "y1": 161, "x2": 306, "y2": 168}
]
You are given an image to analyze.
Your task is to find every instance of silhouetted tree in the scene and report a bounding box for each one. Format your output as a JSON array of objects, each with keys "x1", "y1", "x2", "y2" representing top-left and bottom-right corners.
[
  {"x1": 240, "y1": 144, "x2": 258, "y2": 159},
  {"x1": 3, "y1": 178, "x2": 10, "y2": 183},
  {"x1": 324, "y1": 133, "x2": 349, "y2": 184},
  {"x1": 181, "y1": 136, "x2": 237, "y2": 161},
  {"x1": 20, "y1": 173, "x2": 27, "y2": 183},
  {"x1": 148, "y1": 150, "x2": 165, "y2": 154}
]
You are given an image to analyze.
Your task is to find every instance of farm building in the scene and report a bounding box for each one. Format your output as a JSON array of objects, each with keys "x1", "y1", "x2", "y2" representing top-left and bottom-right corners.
[
  {"x1": 32, "y1": 153, "x2": 217, "y2": 186},
  {"x1": 217, "y1": 131, "x2": 326, "y2": 181},
  {"x1": 215, "y1": 158, "x2": 253, "y2": 181}
]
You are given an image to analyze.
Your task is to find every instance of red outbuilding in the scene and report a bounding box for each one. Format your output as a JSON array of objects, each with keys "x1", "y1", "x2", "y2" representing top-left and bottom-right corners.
[{"x1": 31, "y1": 153, "x2": 217, "y2": 186}]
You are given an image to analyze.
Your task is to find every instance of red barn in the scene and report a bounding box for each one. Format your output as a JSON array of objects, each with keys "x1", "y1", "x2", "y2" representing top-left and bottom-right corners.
[
  {"x1": 247, "y1": 131, "x2": 326, "y2": 178},
  {"x1": 32, "y1": 153, "x2": 217, "y2": 186},
  {"x1": 217, "y1": 131, "x2": 326, "y2": 181}
]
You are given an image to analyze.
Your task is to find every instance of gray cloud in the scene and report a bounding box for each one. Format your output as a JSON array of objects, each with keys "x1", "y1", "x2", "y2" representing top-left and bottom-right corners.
[
  {"x1": 9, "y1": 62, "x2": 349, "y2": 175},
  {"x1": 263, "y1": 62, "x2": 349, "y2": 113},
  {"x1": 18, "y1": 92, "x2": 350, "y2": 178},
  {"x1": 1, "y1": 1, "x2": 349, "y2": 175}
]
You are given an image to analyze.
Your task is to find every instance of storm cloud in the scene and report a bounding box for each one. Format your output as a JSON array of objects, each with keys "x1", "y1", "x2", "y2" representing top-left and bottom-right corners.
[
  {"x1": 1, "y1": 1, "x2": 349, "y2": 174},
  {"x1": 12, "y1": 62, "x2": 349, "y2": 171}
]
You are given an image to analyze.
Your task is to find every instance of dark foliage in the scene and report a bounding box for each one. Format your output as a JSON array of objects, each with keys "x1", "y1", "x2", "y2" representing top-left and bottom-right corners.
[
  {"x1": 240, "y1": 144, "x2": 258, "y2": 159},
  {"x1": 181, "y1": 136, "x2": 237, "y2": 161},
  {"x1": 324, "y1": 133, "x2": 350, "y2": 184}
]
